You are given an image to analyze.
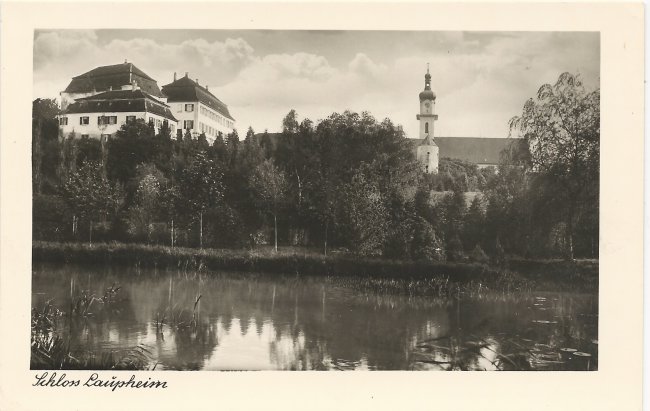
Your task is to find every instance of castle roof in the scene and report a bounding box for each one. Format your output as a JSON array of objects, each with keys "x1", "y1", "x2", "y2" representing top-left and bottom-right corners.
[
  {"x1": 64, "y1": 62, "x2": 164, "y2": 97},
  {"x1": 410, "y1": 137, "x2": 526, "y2": 165},
  {"x1": 161, "y1": 75, "x2": 235, "y2": 121},
  {"x1": 63, "y1": 89, "x2": 177, "y2": 122}
]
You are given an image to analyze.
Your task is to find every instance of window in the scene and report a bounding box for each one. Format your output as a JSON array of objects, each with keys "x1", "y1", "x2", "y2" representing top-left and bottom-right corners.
[
  {"x1": 101, "y1": 134, "x2": 111, "y2": 140},
  {"x1": 126, "y1": 115, "x2": 136, "y2": 123},
  {"x1": 59, "y1": 117, "x2": 68, "y2": 126},
  {"x1": 184, "y1": 120, "x2": 194, "y2": 130},
  {"x1": 185, "y1": 104, "x2": 194, "y2": 112},
  {"x1": 81, "y1": 134, "x2": 89, "y2": 138},
  {"x1": 425, "y1": 122, "x2": 429, "y2": 133},
  {"x1": 80, "y1": 116, "x2": 89, "y2": 125}
]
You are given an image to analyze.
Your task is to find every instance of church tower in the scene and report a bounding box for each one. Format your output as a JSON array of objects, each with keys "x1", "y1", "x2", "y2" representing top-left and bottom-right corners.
[{"x1": 416, "y1": 64, "x2": 439, "y2": 173}]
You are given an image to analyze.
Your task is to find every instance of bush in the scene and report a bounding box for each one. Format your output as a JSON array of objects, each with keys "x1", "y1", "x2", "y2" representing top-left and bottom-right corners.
[
  {"x1": 33, "y1": 194, "x2": 70, "y2": 241},
  {"x1": 411, "y1": 217, "x2": 444, "y2": 261},
  {"x1": 446, "y1": 234, "x2": 465, "y2": 262},
  {"x1": 469, "y1": 244, "x2": 489, "y2": 263}
]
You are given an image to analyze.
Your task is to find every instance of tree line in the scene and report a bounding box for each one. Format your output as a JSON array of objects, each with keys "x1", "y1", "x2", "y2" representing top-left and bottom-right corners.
[{"x1": 32, "y1": 72, "x2": 599, "y2": 261}]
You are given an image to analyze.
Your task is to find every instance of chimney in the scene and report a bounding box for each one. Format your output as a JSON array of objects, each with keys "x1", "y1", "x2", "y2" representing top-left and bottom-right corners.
[
  {"x1": 124, "y1": 59, "x2": 128, "y2": 64},
  {"x1": 206, "y1": 85, "x2": 209, "y2": 91},
  {"x1": 132, "y1": 80, "x2": 138, "y2": 90},
  {"x1": 173, "y1": 72, "x2": 177, "y2": 81},
  {"x1": 185, "y1": 72, "x2": 189, "y2": 78},
  {"x1": 196, "y1": 79, "x2": 199, "y2": 85}
]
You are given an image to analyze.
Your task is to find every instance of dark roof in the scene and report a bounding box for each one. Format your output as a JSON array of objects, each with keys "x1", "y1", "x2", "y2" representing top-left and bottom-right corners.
[
  {"x1": 63, "y1": 89, "x2": 177, "y2": 122},
  {"x1": 64, "y1": 62, "x2": 164, "y2": 97},
  {"x1": 410, "y1": 137, "x2": 526, "y2": 165},
  {"x1": 161, "y1": 76, "x2": 235, "y2": 121}
]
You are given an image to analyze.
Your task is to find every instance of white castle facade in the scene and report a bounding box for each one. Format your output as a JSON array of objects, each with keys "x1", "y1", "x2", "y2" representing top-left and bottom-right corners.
[{"x1": 57, "y1": 61, "x2": 235, "y2": 143}]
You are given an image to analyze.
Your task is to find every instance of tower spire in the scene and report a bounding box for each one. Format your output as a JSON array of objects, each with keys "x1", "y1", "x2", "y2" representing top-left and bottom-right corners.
[{"x1": 424, "y1": 63, "x2": 431, "y2": 90}]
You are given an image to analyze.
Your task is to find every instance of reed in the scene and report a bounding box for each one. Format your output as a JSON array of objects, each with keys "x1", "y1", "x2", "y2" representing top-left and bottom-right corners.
[
  {"x1": 33, "y1": 241, "x2": 598, "y2": 291},
  {"x1": 31, "y1": 292, "x2": 153, "y2": 370}
]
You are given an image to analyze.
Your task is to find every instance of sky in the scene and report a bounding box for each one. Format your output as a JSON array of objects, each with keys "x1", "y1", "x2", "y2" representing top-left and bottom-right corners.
[{"x1": 33, "y1": 30, "x2": 599, "y2": 138}]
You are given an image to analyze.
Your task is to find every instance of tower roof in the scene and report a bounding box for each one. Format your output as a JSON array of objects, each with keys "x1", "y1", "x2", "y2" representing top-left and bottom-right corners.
[
  {"x1": 419, "y1": 64, "x2": 436, "y2": 101},
  {"x1": 420, "y1": 134, "x2": 437, "y2": 147}
]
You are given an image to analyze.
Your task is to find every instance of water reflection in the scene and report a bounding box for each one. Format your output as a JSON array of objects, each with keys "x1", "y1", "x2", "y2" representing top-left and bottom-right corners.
[{"x1": 32, "y1": 263, "x2": 598, "y2": 371}]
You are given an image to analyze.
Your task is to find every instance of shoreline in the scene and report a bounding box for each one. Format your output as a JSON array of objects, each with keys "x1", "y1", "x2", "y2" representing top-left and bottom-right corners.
[{"x1": 32, "y1": 241, "x2": 598, "y2": 291}]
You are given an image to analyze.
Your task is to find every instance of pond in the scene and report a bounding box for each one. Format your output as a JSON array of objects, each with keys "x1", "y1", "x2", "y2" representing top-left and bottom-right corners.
[{"x1": 31, "y1": 263, "x2": 598, "y2": 371}]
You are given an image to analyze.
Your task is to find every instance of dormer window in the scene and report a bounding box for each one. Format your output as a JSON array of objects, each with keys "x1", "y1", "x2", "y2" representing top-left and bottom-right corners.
[{"x1": 185, "y1": 104, "x2": 194, "y2": 112}]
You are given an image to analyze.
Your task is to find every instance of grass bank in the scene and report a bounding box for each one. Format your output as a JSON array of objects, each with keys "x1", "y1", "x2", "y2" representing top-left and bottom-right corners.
[{"x1": 32, "y1": 241, "x2": 598, "y2": 291}]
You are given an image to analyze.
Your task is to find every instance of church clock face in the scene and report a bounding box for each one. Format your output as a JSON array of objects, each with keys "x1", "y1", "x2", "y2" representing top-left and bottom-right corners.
[{"x1": 424, "y1": 101, "x2": 431, "y2": 112}]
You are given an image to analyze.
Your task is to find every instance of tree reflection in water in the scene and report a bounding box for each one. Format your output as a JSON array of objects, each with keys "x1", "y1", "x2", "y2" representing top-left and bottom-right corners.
[{"x1": 32, "y1": 263, "x2": 598, "y2": 371}]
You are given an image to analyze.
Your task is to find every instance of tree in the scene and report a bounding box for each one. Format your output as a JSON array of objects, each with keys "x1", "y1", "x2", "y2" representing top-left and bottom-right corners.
[
  {"x1": 338, "y1": 166, "x2": 389, "y2": 256},
  {"x1": 463, "y1": 195, "x2": 486, "y2": 250},
  {"x1": 106, "y1": 119, "x2": 157, "y2": 185},
  {"x1": 245, "y1": 126, "x2": 256, "y2": 142},
  {"x1": 249, "y1": 159, "x2": 288, "y2": 252},
  {"x1": 127, "y1": 164, "x2": 167, "y2": 242},
  {"x1": 260, "y1": 129, "x2": 273, "y2": 159},
  {"x1": 411, "y1": 217, "x2": 444, "y2": 261},
  {"x1": 61, "y1": 161, "x2": 124, "y2": 243},
  {"x1": 226, "y1": 129, "x2": 240, "y2": 166},
  {"x1": 282, "y1": 109, "x2": 299, "y2": 134},
  {"x1": 509, "y1": 72, "x2": 599, "y2": 259},
  {"x1": 178, "y1": 152, "x2": 224, "y2": 248},
  {"x1": 32, "y1": 99, "x2": 60, "y2": 194},
  {"x1": 441, "y1": 187, "x2": 466, "y2": 242}
]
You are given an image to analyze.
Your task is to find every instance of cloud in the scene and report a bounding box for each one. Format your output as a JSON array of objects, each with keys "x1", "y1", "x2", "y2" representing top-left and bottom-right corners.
[
  {"x1": 33, "y1": 30, "x2": 257, "y2": 98},
  {"x1": 33, "y1": 30, "x2": 599, "y2": 139},
  {"x1": 348, "y1": 53, "x2": 388, "y2": 79},
  {"x1": 34, "y1": 30, "x2": 98, "y2": 70}
]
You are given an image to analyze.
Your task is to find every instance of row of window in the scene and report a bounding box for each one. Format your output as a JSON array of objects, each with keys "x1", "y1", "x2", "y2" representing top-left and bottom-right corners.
[
  {"x1": 199, "y1": 122, "x2": 220, "y2": 137},
  {"x1": 199, "y1": 105, "x2": 233, "y2": 128},
  {"x1": 59, "y1": 115, "x2": 175, "y2": 134},
  {"x1": 98, "y1": 116, "x2": 118, "y2": 125}
]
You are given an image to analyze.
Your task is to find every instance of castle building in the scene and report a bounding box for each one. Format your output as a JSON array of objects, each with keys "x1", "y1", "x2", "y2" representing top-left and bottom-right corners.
[
  {"x1": 416, "y1": 65, "x2": 439, "y2": 173},
  {"x1": 58, "y1": 63, "x2": 235, "y2": 143},
  {"x1": 161, "y1": 72, "x2": 236, "y2": 142},
  {"x1": 58, "y1": 88, "x2": 177, "y2": 139}
]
